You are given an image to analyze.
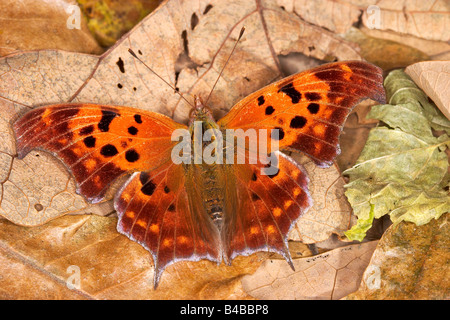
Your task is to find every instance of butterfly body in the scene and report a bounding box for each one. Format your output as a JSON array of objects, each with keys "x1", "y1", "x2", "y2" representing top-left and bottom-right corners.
[{"x1": 13, "y1": 61, "x2": 386, "y2": 288}]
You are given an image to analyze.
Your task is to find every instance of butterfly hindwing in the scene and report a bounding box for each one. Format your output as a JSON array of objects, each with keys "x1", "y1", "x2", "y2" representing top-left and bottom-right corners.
[
  {"x1": 218, "y1": 61, "x2": 386, "y2": 167},
  {"x1": 115, "y1": 160, "x2": 221, "y2": 288},
  {"x1": 222, "y1": 150, "x2": 311, "y2": 266},
  {"x1": 13, "y1": 103, "x2": 186, "y2": 203}
]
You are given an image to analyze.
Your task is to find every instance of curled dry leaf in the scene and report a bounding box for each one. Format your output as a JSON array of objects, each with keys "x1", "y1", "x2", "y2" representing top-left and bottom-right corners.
[
  {"x1": 241, "y1": 241, "x2": 378, "y2": 300},
  {"x1": 405, "y1": 61, "x2": 450, "y2": 120},
  {"x1": 345, "y1": 214, "x2": 449, "y2": 300},
  {"x1": 0, "y1": 0, "x2": 103, "y2": 57},
  {"x1": 0, "y1": 0, "x2": 362, "y2": 229}
]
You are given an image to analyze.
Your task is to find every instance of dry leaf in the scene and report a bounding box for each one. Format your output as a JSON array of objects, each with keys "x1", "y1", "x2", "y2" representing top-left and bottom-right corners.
[
  {"x1": 0, "y1": 0, "x2": 363, "y2": 227},
  {"x1": 241, "y1": 241, "x2": 378, "y2": 300},
  {"x1": 361, "y1": 0, "x2": 450, "y2": 42},
  {"x1": 0, "y1": 214, "x2": 264, "y2": 299},
  {"x1": 360, "y1": 26, "x2": 450, "y2": 60},
  {"x1": 345, "y1": 213, "x2": 449, "y2": 300},
  {"x1": 289, "y1": 154, "x2": 355, "y2": 243},
  {"x1": 344, "y1": 27, "x2": 429, "y2": 70},
  {"x1": 0, "y1": 0, "x2": 103, "y2": 56},
  {"x1": 276, "y1": 0, "x2": 363, "y2": 35},
  {"x1": 405, "y1": 61, "x2": 450, "y2": 120}
]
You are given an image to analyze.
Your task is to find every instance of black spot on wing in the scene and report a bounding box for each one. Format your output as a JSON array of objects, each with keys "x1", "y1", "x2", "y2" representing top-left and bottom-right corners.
[
  {"x1": 305, "y1": 92, "x2": 321, "y2": 101},
  {"x1": 265, "y1": 106, "x2": 275, "y2": 115},
  {"x1": 257, "y1": 95, "x2": 265, "y2": 106},
  {"x1": 290, "y1": 116, "x2": 307, "y2": 129},
  {"x1": 83, "y1": 136, "x2": 96, "y2": 148},
  {"x1": 141, "y1": 178, "x2": 156, "y2": 196},
  {"x1": 307, "y1": 103, "x2": 320, "y2": 114},
  {"x1": 98, "y1": 110, "x2": 119, "y2": 132},
  {"x1": 100, "y1": 144, "x2": 118, "y2": 157},
  {"x1": 125, "y1": 149, "x2": 140, "y2": 163},
  {"x1": 79, "y1": 125, "x2": 94, "y2": 136},
  {"x1": 134, "y1": 114, "x2": 142, "y2": 124},
  {"x1": 278, "y1": 82, "x2": 301, "y2": 104},
  {"x1": 128, "y1": 126, "x2": 138, "y2": 135}
]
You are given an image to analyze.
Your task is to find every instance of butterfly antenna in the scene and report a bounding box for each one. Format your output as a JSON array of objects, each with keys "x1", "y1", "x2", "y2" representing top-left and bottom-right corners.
[
  {"x1": 128, "y1": 48, "x2": 194, "y2": 108},
  {"x1": 204, "y1": 27, "x2": 245, "y2": 105}
]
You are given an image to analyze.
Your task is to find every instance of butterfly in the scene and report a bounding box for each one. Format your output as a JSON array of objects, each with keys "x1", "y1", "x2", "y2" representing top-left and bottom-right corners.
[{"x1": 13, "y1": 59, "x2": 385, "y2": 288}]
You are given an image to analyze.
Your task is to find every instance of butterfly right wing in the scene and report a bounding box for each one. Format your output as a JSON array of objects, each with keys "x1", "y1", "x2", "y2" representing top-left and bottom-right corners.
[{"x1": 115, "y1": 159, "x2": 221, "y2": 288}]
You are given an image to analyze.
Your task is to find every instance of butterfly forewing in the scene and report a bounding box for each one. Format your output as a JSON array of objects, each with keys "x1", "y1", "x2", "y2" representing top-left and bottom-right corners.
[
  {"x1": 13, "y1": 104, "x2": 186, "y2": 202},
  {"x1": 218, "y1": 61, "x2": 386, "y2": 167}
]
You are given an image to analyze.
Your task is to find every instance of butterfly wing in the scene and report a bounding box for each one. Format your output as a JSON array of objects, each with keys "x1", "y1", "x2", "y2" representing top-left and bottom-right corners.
[
  {"x1": 115, "y1": 160, "x2": 221, "y2": 288},
  {"x1": 13, "y1": 103, "x2": 186, "y2": 203},
  {"x1": 221, "y1": 151, "x2": 311, "y2": 267},
  {"x1": 218, "y1": 61, "x2": 386, "y2": 167}
]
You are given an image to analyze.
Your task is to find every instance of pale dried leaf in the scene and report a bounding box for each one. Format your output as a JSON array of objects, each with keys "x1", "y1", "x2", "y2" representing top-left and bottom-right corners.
[
  {"x1": 288, "y1": 153, "x2": 356, "y2": 243},
  {"x1": 405, "y1": 61, "x2": 450, "y2": 120},
  {"x1": 241, "y1": 241, "x2": 378, "y2": 300}
]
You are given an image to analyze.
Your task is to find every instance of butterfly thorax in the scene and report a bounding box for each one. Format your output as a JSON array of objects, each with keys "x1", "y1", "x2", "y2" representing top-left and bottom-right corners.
[{"x1": 188, "y1": 97, "x2": 227, "y2": 229}]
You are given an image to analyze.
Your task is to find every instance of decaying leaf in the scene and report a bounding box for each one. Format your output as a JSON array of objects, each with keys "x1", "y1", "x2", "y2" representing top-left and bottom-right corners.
[
  {"x1": 0, "y1": 0, "x2": 103, "y2": 56},
  {"x1": 344, "y1": 69, "x2": 450, "y2": 241},
  {"x1": 405, "y1": 61, "x2": 450, "y2": 120},
  {"x1": 241, "y1": 241, "x2": 378, "y2": 300},
  {"x1": 345, "y1": 213, "x2": 449, "y2": 300}
]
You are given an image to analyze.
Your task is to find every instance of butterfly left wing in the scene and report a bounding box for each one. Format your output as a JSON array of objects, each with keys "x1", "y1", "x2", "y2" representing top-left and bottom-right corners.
[
  {"x1": 13, "y1": 104, "x2": 186, "y2": 203},
  {"x1": 221, "y1": 150, "x2": 311, "y2": 267},
  {"x1": 218, "y1": 61, "x2": 386, "y2": 167},
  {"x1": 115, "y1": 160, "x2": 222, "y2": 288}
]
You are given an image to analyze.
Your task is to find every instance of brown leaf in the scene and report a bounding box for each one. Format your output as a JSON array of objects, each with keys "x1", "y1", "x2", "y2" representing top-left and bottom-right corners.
[
  {"x1": 405, "y1": 61, "x2": 450, "y2": 120},
  {"x1": 345, "y1": 213, "x2": 449, "y2": 300},
  {"x1": 241, "y1": 241, "x2": 378, "y2": 300},
  {"x1": 0, "y1": 0, "x2": 363, "y2": 226},
  {"x1": 360, "y1": 26, "x2": 450, "y2": 60},
  {"x1": 344, "y1": 27, "x2": 430, "y2": 70},
  {"x1": 0, "y1": 214, "x2": 264, "y2": 299},
  {"x1": 0, "y1": 0, "x2": 103, "y2": 56}
]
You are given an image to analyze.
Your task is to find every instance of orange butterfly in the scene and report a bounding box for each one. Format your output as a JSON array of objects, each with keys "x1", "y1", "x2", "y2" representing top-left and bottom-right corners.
[{"x1": 13, "y1": 59, "x2": 385, "y2": 288}]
